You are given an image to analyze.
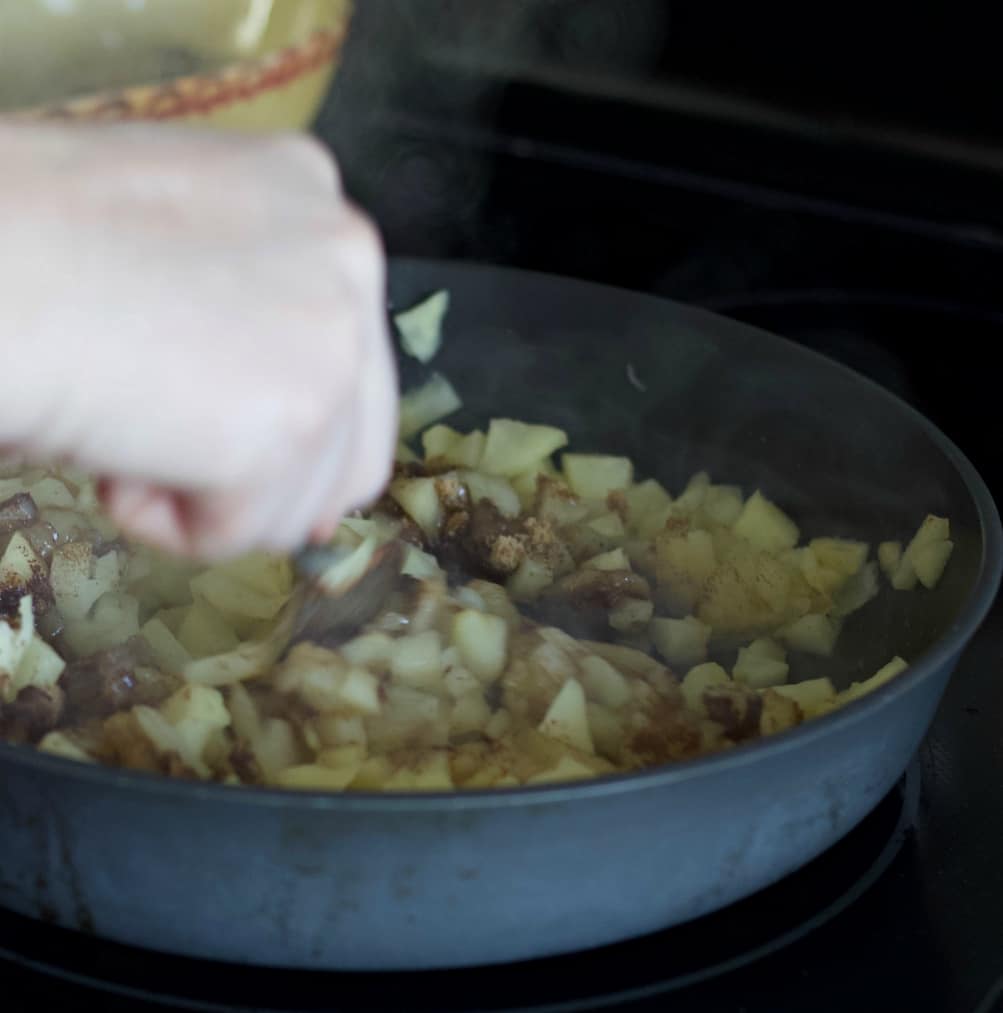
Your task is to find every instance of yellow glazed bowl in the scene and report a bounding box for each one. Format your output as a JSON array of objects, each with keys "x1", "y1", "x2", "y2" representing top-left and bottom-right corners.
[{"x1": 0, "y1": 0, "x2": 352, "y2": 131}]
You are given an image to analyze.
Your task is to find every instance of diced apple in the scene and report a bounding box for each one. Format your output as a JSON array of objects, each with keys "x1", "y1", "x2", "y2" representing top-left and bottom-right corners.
[
  {"x1": 655, "y1": 529, "x2": 717, "y2": 611},
  {"x1": 733, "y1": 645, "x2": 789, "y2": 688},
  {"x1": 133, "y1": 554, "x2": 198, "y2": 610},
  {"x1": 506, "y1": 558, "x2": 554, "y2": 601},
  {"x1": 0, "y1": 531, "x2": 47, "y2": 589},
  {"x1": 910, "y1": 514, "x2": 950, "y2": 547},
  {"x1": 579, "y1": 654, "x2": 632, "y2": 709},
  {"x1": 274, "y1": 762, "x2": 360, "y2": 792},
  {"x1": 772, "y1": 677, "x2": 837, "y2": 717},
  {"x1": 13, "y1": 635, "x2": 65, "y2": 695},
  {"x1": 398, "y1": 373, "x2": 462, "y2": 439},
  {"x1": 338, "y1": 668, "x2": 385, "y2": 715},
  {"x1": 699, "y1": 546, "x2": 814, "y2": 637},
  {"x1": 810, "y1": 538, "x2": 868, "y2": 577},
  {"x1": 733, "y1": 491, "x2": 800, "y2": 553},
  {"x1": 586, "y1": 702, "x2": 625, "y2": 761},
  {"x1": 177, "y1": 600, "x2": 240, "y2": 658},
  {"x1": 253, "y1": 718, "x2": 301, "y2": 780},
  {"x1": 0, "y1": 597, "x2": 35, "y2": 701},
  {"x1": 745, "y1": 637, "x2": 786, "y2": 661},
  {"x1": 890, "y1": 555, "x2": 918, "y2": 591},
  {"x1": 453, "y1": 584, "x2": 487, "y2": 612},
  {"x1": 583, "y1": 548, "x2": 631, "y2": 572},
  {"x1": 27, "y1": 477, "x2": 75, "y2": 509},
  {"x1": 832, "y1": 562, "x2": 880, "y2": 617},
  {"x1": 391, "y1": 630, "x2": 444, "y2": 690},
  {"x1": 452, "y1": 609, "x2": 508, "y2": 682},
  {"x1": 701, "y1": 485, "x2": 744, "y2": 526},
  {"x1": 37, "y1": 731, "x2": 94, "y2": 763},
  {"x1": 893, "y1": 515, "x2": 952, "y2": 591},
  {"x1": 212, "y1": 552, "x2": 293, "y2": 598},
  {"x1": 464, "y1": 580, "x2": 521, "y2": 627},
  {"x1": 609, "y1": 597, "x2": 654, "y2": 634},
  {"x1": 758, "y1": 688, "x2": 801, "y2": 735},
  {"x1": 444, "y1": 663, "x2": 480, "y2": 699},
  {"x1": 779, "y1": 613, "x2": 841, "y2": 656},
  {"x1": 275, "y1": 643, "x2": 347, "y2": 708},
  {"x1": 399, "y1": 546, "x2": 441, "y2": 582},
  {"x1": 422, "y1": 426, "x2": 486, "y2": 469},
  {"x1": 225, "y1": 683, "x2": 261, "y2": 742},
  {"x1": 484, "y1": 708, "x2": 512, "y2": 740},
  {"x1": 588, "y1": 512, "x2": 625, "y2": 542},
  {"x1": 562, "y1": 454, "x2": 634, "y2": 500},
  {"x1": 141, "y1": 617, "x2": 193, "y2": 674},
  {"x1": 449, "y1": 690, "x2": 493, "y2": 735},
  {"x1": 912, "y1": 540, "x2": 954, "y2": 589},
  {"x1": 190, "y1": 569, "x2": 287, "y2": 622},
  {"x1": 341, "y1": 632, "x2": 395, "y2": 670},
  {"x1": 317, "y1": 743, "x2": 367, "y2": 769},
  {"x1": 478, "y1": 419, "x2": 568, "y2": 478},
  {"x1": 680, "y1": 662, "x2": 730, "y2": 715},
  {"x1": 395, "y1": 288, "x2": 449, "y2": 363},
  {"x1": 184, "y1": 633, "x2": 283, "y2": 687},
  {"x1": 142, "y1": 685, "x2": 231, "y2": 779},
  {"x1": 349, "y1": 755, "x2": 395, "y2": 790},
  {"x1": 526, "y1": 753, "x2": 601, "y2": 785},
  {"x1": 369, "y1": 691, "x2": 444, "y2": 752},
  {"x1": 534, "y1": 476, "x2": 588, "y2": 527},
  {"x1": 538, "y1": 678, "x2": 594, "y2": 754},
  {"x1": 461, "y1": 471, "x2": 522, "y2": 518},
  {"x1": 278, "y1": 644, "x2": 383, "y2": 714},
  {"x1": 878, "y1": 541, "x2": 902, "y2": 578},
  {"x1": 49, "y1": 543, "x2": 122, "y2": 622},
  {"x1": 674, "y1": 471, "x2": 711, "y2": 512},
  {"x1": 422, "y1": 424, "x2": 460, "y2": 459},
  {"x1": 62, "y1": 592, "x2": 141, "y2": 657},
  {"x1": 313, "y1": 713, "x2": 367, "y2": 748},
  {"x1": 383, "y1": 750, "x2": 454, "y2": 791},
  {"x1": 625, "y1": 479, "x2": 672, "y2": 529},
  {"x1": 840, "y1": 656, "x2": 909, "y2": 704},
  {"x1": 390, "y1": 477, "x2": 442, "y2": 538},
  {"x1": 161, "y1": 683, "x2": 230, "y2": 728},
  {"x1": 649, "y1": 615, "x2": 711, "y2": 669},
  {"x1": 789, "y1": 547, "x2": 840, "y2": 595},
  {"x1": 633, "y1": 504, "x2": 674, "y2": 541},
  {"x1": 511, "y1": 465, "x2": 548, "y2": 508}
]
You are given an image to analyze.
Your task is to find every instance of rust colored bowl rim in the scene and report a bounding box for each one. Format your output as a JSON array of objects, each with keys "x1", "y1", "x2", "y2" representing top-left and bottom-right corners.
[{"x1": 11, "y1": 25, "x2": 347, "y2": 123}]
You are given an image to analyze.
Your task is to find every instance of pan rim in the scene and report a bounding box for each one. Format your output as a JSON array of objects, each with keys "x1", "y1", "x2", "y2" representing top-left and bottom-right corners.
[{"x1": 2, "y1": 257, "x2": 999, "y2": 813}]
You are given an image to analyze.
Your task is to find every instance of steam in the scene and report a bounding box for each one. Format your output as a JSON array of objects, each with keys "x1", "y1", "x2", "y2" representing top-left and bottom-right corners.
[{"x1": 318, "y1": 1, "x2": 668, "y2": 250}]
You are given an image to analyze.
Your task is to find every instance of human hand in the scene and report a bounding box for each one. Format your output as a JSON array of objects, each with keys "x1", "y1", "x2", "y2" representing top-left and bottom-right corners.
[{"x1": 0, "y1": 122, "x2": 397, "y2": 560}]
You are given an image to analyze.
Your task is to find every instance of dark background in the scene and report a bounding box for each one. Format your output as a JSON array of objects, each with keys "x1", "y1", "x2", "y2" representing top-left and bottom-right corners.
[{"x1": 314, "y1": 0, "x2": 1003, "y2": 500}]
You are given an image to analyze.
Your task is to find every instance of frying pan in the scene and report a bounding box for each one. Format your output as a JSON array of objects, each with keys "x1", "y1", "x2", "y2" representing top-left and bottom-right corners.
[{"x1": 0, "y1": 259, "x2": 998, "y2": 971}]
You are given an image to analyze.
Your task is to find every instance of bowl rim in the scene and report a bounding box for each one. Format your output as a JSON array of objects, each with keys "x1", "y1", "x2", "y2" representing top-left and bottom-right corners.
[
  {"x1": 5, "y1": 15, "x2": 349, "y2": 122},
  {"x1": 2, "y1": 256, "x2": 999, "y2": 812}
]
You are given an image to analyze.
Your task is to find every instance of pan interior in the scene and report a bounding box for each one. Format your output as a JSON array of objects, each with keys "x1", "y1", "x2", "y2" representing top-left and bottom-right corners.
[{"x1": 390, "y1": 259, "x2": 989, "y2": 693}]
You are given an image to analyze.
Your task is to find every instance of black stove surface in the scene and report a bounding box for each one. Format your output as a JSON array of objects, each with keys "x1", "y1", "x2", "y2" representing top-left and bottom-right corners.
[{"x1": 8, "y1": 26, "x2": 1003, "y2": 1013}]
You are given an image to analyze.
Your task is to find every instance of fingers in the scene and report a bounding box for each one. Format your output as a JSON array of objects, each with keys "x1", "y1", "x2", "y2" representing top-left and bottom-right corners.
[
  {"x1": 0, "y1": 125, "x2": 399, "y2": 562},
  {"x1": 99, "y1": 478, "x2": 191, "y2": 557}
]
